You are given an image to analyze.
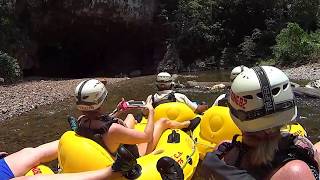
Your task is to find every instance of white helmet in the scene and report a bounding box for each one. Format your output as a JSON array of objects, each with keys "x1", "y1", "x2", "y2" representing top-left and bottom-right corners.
[
  {"x1": 228, "y1": 66, "x2": 297, "y2": 132},
  {"x1": 156, "y1": 72, "x2": 173, "y2": 88},
  {"x1": 230, "y1": 65, "x2": 249, "y2": 81},
  {"x1": 74, "y1": 79, "x2": 108, "y2": 111}
]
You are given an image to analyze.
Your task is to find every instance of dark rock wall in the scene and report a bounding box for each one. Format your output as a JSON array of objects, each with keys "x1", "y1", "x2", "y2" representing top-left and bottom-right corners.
[{"x1": 15, "y1": 0, "x2": 165, "y2": 77}]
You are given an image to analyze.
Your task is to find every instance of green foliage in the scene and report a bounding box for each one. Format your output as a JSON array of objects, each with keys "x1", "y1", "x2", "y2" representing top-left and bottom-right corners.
[
  {"x1": 284, "y1": 0, "x2": 319, "y2": 31},
  {"x1": 157, "y1": 43, "x2": 184, "y2": 73},
  {"x1": 273, "y1": 23, "x2": 315, "y2": 66},
  {"x1": 0, "y1": 1, "x2": 30, "y2": 53},
  {"x1": 173, "y1": 0, "x2": 220, "y2": 64},
  {"x1": 161, "y1": 0, "x2": 320, "y2": 68},
  {"x1": 309, "y1": 30, "x2": 320, "y2": 61},
  {"x1": 220, "y1": 47, "x2": 238, "y2": 67},
  {"x1": 238, "y1": 36, "x2": 257, "y2": 66},
  {"x1": 0, "y1": 51, "x2": 22, "y2": 83}
]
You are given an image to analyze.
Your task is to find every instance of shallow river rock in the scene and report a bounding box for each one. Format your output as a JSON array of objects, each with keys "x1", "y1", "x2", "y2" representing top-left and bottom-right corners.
[
  {"x1": 293, "y1": 87, "x2": 320, "y2": 99},
  {"x1": 186, "y1": 81, "x2": 230, "y2": 89}
]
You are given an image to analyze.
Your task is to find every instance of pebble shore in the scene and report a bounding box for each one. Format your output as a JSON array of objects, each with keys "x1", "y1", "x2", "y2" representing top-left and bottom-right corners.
[
  {"x1": 0, "y1": 78, "x2": 127, "y2": 121},
  {"x1": 283, "y1": 63, "x2": 320, "y2": 80}
]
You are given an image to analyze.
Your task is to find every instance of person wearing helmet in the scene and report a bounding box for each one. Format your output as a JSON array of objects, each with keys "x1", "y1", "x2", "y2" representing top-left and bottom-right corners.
[
  {"x1": 213, "y1": 65, "x2": 249, "y2": 106},
  {"x1": 145, "y1": 72, "x2": 208, "y2": 131},
  {"x1": 201, "y1": 66, "x2": 320, "y2": 179},
  {"x1": 74, "y1": 79, "x2": 191, "y2": 160},
  {"x1": 146, "y1": 72, "x2": 208, "y2": 113}
]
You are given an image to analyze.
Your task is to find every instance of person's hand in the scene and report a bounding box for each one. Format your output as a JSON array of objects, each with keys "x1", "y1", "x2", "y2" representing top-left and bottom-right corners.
[
  {"x1": 144, "y1": 100, "x2": 154, "y2": 112},
  {"x1": 116, "y1": 98, "x2": 126, "y2": 111}
]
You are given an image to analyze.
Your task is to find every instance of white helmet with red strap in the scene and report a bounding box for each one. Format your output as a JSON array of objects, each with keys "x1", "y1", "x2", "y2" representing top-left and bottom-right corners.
[
  {"x1": 75, "y1": 79, "x2": 108, "y2": 111},
  {"x1": 228, "y1": 66, "x2": 297, "y2": 132},
  {"x1": 230, "y1": 65, "x2": 249, "y2": 81}
]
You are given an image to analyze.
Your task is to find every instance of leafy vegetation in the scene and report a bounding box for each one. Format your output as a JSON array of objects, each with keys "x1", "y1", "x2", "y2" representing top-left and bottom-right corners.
[
  {"x1": 0, "y1": 51, "x2": 22, "y2": 83},
  {"x1": 159, "y1": 0, "x2": 320, "y2": 68},
  {"x1": 0, "y1": 2, "x2": 30, "y2": 54},
  {"x1": 0, "y1": 1, "x2": 30, "y2": 83},
  {"x1": 273, "y1": 23, "x2": 320, "y2": 66}
]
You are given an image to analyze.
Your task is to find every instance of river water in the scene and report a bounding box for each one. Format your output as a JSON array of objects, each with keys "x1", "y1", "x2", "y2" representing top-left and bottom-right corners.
[{"x1": 0, "y1": 71, "x2": 319, "y2": 177}]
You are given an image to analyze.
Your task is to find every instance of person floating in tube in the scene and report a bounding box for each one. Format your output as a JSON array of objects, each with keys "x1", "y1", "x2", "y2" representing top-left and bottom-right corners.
[
  {"x1": 145, "y1": 72, "x2": 208, "y2": 131},
  {"x1": 73, "y1": 79, "x2": 190, "y2": 176},
  {"x1": 201, "y1": 66, "x2": 320, "y2": 180}
]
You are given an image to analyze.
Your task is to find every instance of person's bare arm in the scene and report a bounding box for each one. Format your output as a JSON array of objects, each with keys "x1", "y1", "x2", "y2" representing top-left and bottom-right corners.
[
  {"x1": 109, "y1": 98, "x2": 126, "y2": 118},
  {"x1": 107, "y1": 124, "x2": 152, "y2": 144},
  {"x1": 106, "y1": 101, "x2": 155, "y2": 145}
]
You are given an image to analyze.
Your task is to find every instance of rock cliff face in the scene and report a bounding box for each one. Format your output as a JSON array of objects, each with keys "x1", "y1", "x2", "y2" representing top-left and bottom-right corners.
[
  {"x1": 18, "y1": 0, "x2": 157, "y2": 23},
  {"x1": 15, "y1": 0, "x2": 165, "y2": 77}
]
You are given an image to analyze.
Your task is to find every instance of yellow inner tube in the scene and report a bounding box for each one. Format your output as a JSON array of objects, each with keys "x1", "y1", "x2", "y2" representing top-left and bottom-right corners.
[
  {"x1": 59, "y1": 102, "x2": 307, "y2": 175},
  {"x1": 193, "y1": 106, "x2": 242, "y2": 159},
  {"x1": 153, "y1": 102, "x2": 197, "y2": 122},
  {"x1": 25, "y1": 165, "x2": 54, "y2": 176},
  {"x1": 281, "y1": 123, "x2": 307, "y2": 137},
  {"x1": 58, "y1": 129, "x2": 199, "y2": 180}
]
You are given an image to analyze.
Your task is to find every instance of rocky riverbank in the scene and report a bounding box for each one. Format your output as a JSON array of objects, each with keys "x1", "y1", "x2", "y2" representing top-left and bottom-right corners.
[
  {"x1": 1, "y1": 63, "x2": 319, "y2": 121},
  {"x1": 0, "y1": 78, "x2": 127, "y2": 121},
  {"x1": 283, "y1": 63, "x2": 320, "y2": 80}
]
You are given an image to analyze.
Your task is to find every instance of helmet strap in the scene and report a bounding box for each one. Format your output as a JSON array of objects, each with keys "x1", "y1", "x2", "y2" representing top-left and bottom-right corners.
[
  {"x1": 252, "y1": 66, "x2": 275, "y2": 114},
  {"x1": 77, "y1": 80, "x2": 89, "y2": 103},
  {"x1": 229, "y1": 66, "x2": 295, "y2": 121},
  {"x1": 229, "y1": 99, "x2": 295, "y2": 121}
]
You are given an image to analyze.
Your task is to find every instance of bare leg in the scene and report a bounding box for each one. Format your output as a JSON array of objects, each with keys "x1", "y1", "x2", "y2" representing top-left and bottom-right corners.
[
  {"x1": 270, "y1": 160, "x2": 315, "y2": 180},
  {"x1": 5, "y1": 140, "x2": 59, "y2": 177},
  {"x1": 139, "y1": 118, "x2": 190, "y2": 155},
  {"x1": 124, "y1": 114, "x2": 137, "y2": 129},
  {"x1": 313, "y1": 141, "x2": 320, "y2": 165},
  {"x1": 12, "y1": 167, "x2": 121, "y2": 180}
]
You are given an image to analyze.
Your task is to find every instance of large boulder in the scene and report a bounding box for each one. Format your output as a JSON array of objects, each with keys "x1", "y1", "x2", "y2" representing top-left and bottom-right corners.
[
  {"x1": 293, "y1": 87, "x2": 320, "y2": 98},
  {"x1": 16, "y1": 0, "x2": 158, "y2": 24}
]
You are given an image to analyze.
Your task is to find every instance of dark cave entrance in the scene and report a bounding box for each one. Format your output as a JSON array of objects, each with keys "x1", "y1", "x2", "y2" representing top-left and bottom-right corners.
[{"x1": 24, "y1": 20, "x2": 163, "y2": 78}]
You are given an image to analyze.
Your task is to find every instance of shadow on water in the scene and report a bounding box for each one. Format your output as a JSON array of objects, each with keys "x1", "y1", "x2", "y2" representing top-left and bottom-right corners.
[{"x1": 0, "y1": 70, "x2": 319, "y2": 178}]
